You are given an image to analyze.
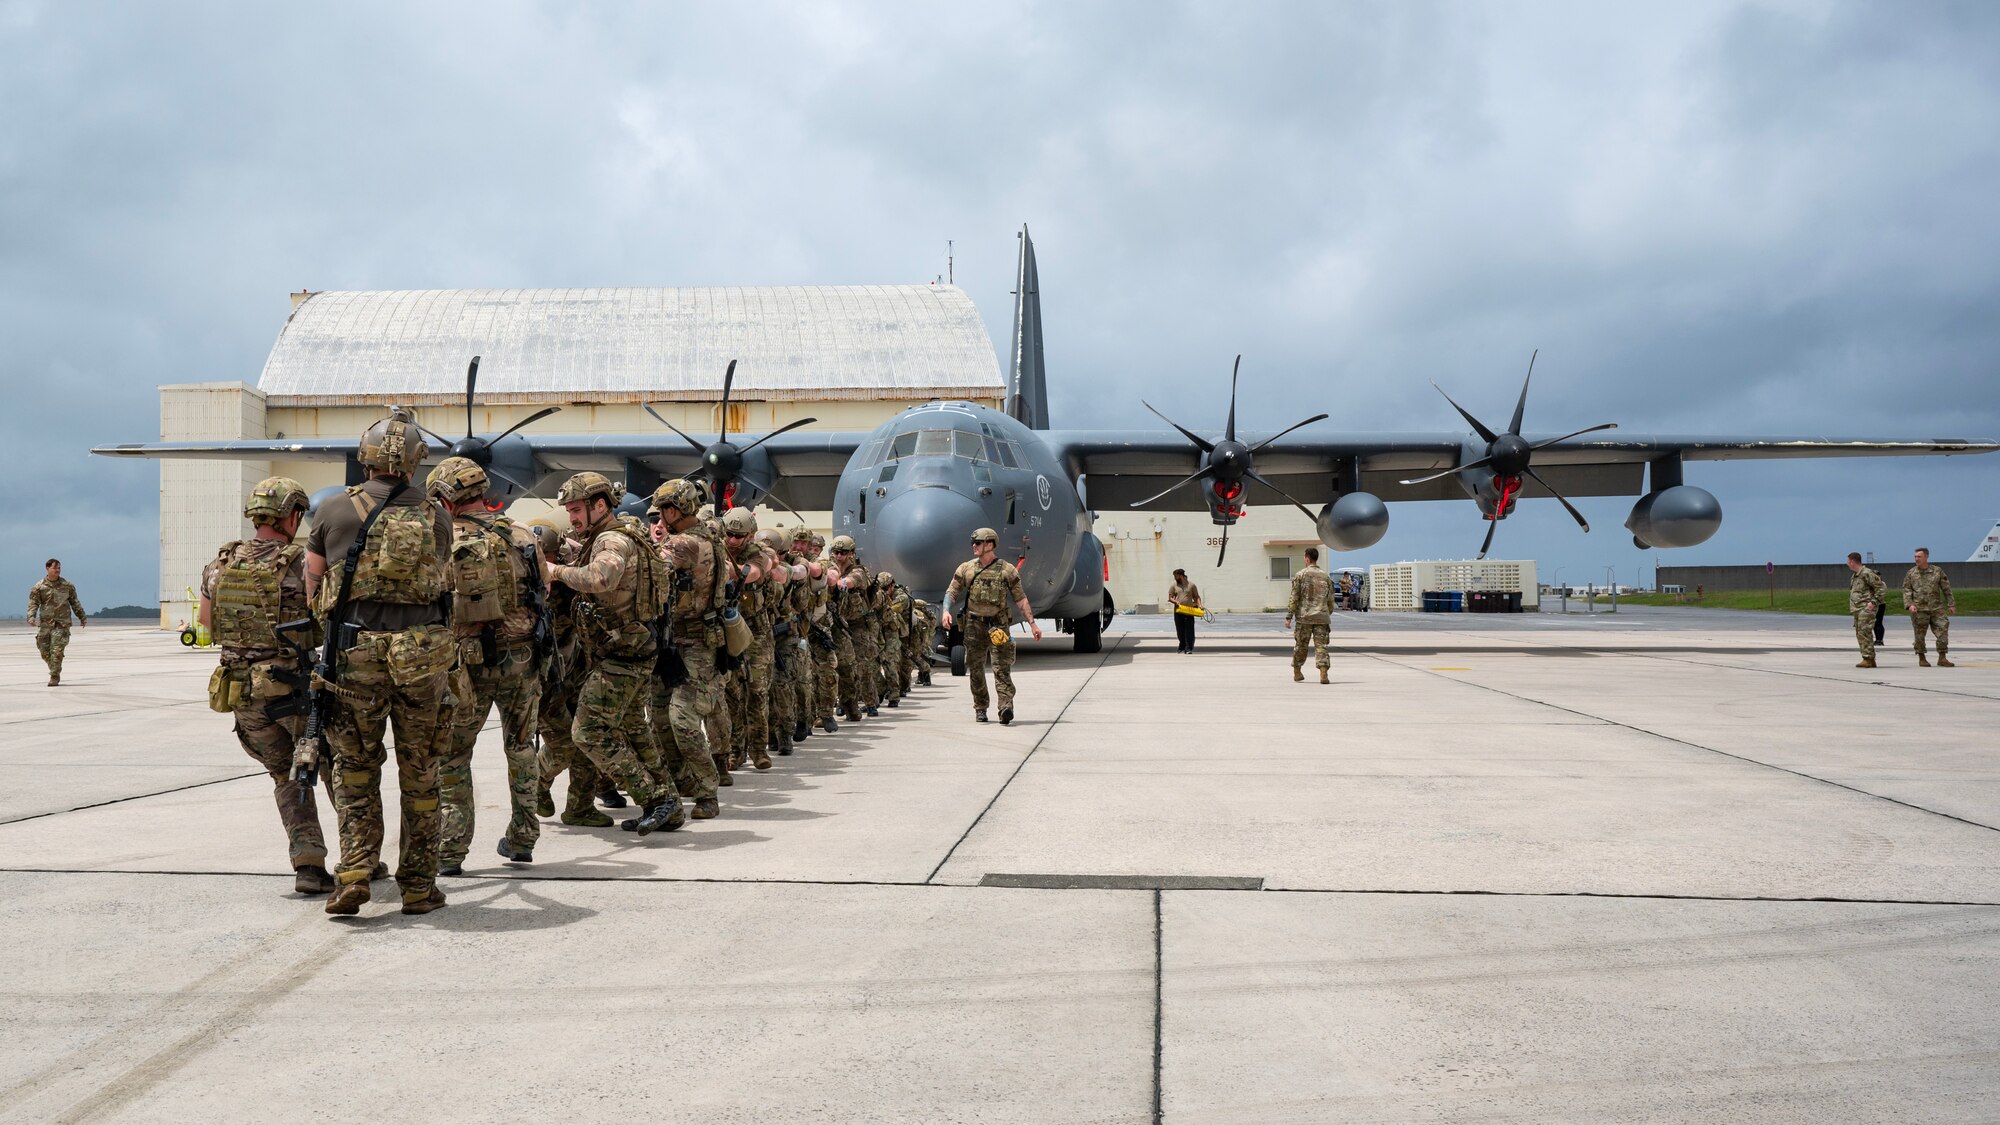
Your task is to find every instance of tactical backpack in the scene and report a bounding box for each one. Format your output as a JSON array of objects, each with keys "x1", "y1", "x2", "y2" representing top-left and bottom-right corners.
[
  {"x1": 451, "y1": 516, "x2": 520, "y2": 625},
  {"x1": 344, "y1": 487, "x2": 448, "y2": 605},
  {"x1": 211, "y1": 541, "x2": 305, "y2": 652}
]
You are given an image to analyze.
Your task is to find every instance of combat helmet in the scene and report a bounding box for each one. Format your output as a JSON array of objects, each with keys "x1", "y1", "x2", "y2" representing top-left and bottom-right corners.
[
  {"x1": 555, "y1": 471, "x2": 622, "y2": 508},
  {"x1": 649, "y1": 478, "x2": 703, "y2": 517},
  {"x1": 425, "y1": 456, "x2": 488, "y2": 504},
  {"x1": 828, "y1": 534, "x2": 857, "y2": 553},
  {"x1": 525, "y1": 519, "x2": 564, "y2": 559},
  {"x1": 356, "y1": 409, "x2": 428, "y2": 478},
  {"x1": 876, "y1": 570, "x2": 896, "y2": 587},
  {"x1": 971, "y1": 527, "x2": 999, "y2": 544},
  {"x1": 755, "y1": 529, "x2": 787, "y2": 553},
  {"x1": 243, "y1": 476, "x2": 309, "y2": 525},
  {"x1": 721, "y1": 507, "x2": 759, "y2": 538}
]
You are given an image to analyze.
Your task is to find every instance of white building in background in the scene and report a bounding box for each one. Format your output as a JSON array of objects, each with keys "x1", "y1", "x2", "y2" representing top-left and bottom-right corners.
[{"x1": 153, "y1": 285, "x2": 1005, "y2": 627}]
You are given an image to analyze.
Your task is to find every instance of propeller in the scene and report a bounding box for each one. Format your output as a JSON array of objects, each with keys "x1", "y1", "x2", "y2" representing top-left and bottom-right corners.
[
  {"x1": 1398, "y1": 350, "x2": 1616, "y2": 558},
  {"x1": 410, "y1": 355, "x2": 562, "y2": 494},
  {"x1": 1129, "y1": 355, "x2": 1329, "y2": 567},
  {"x1": 641, "y1": 359, "x2": 817, "y2": 519}
]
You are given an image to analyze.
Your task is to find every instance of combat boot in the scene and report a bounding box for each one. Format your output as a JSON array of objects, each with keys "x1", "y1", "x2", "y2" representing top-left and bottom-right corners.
[
  {"x1": 821, "y1": 715, "x2": 838, "y2": 733},
  {"x1": 1919, "y1": 654, "x2": 1932, "y2": 668},
  {"x1": 633, "y1": 796, "x2": 687, "y2": 836},
  {"x1": 325, "y1": 881, "x2": 370, "y2": 916},
  {"x1": 535, "y1": 783, "x2": 555, "y2": 818},
  {"x1": 294, "y1": 865, "x2": 335, "y2": 896},
  {"x1": 496, "y1": 839, "x2": 533, "y2": 864},
  {"x1": 561, "y1": 808, "x2": 614, "y2": 827},
  {"x1": 1938, "y1": 655, "x2": 1955, "y2": 667},
  {"x1": 438, "y1": 861, "x2": 465, "y2": 877},
  {"x1": 975, "y1": 710, "x2": 989, "y2": 723},
  {"x1": 1856, "y1": 658, "x2": 1876, "y2": 668},
  {"x1": 714, "y1": 753, "x2": 733, "y2": 786},
  {"x1": 999, "y1": 707, "x2": 1014, "y2": 726},
  {"x1": 794, "y1": 720, "x2": 811, "y2": 742},
  {"x1": 1320, "y1": 669, "x2": 1329, "y2": 685},
  {"x1": 752, "y1": 745, "x2": 773, "y2": 770},
  {"x1": 370, "y1": 862, "x2": 391, "y2": 881},
  {"x1": 692, "y1": 797, "x2": 720, "y2": 819},
  {"x1": 401, "y1": 887, "x2": 447, "y2": 915},
  {"x1": 777, "y1": 730, "x2": 794, "y2": 757},
  {"x1": 598, "y1": 786, "x2": 628, "y2": 809},
  {"x1": 48, "y1": 674, "x2": 58, "y2": 687},
  {"x1": 844, "y1": 703, "x2": 862, "y2": 723},
  {"x1": 1293, "y1": 666, "x2": 1305, "y2": 682},
  {"x1": 918, "y1": 673, "x2": 932, "y2": 686},
  {"x1": 864, "y1": 704, "x2": 879, "y2": 717},
  {"x1": 885, "y1": 697, "x2": 899, "y2": 708}
]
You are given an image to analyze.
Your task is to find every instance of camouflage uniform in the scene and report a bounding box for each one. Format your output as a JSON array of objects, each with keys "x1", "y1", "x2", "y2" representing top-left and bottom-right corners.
[
  {"x1": 808, "y1": 538, "x2": 841, "y2": 727},
  {"x1": 880, "y1": 577, "x2": 910, "y2": 701},
  {"x1": 1902, "y1": 564, "x2": 1955, "y2": 663},
  {"x1": 27, "y1": 576, "x2": 85, "y2": 683},
  {"x1": 1849, "y1": 565, "x2": 1887, "y2": 663},
  {"x1": 1288, "y1": 562, "x2": 1335, "y2": 675},
  {"x1": 835, "y1": 558, "x2": 880, "y2": 714},
  {"x1": 201, "y1": 537, "x2": 331, "y2": 870},
  {"x1": 909, "y1": 599, "x2": 938, "y2": 686},
  {"x1": 552, "y1": 507, "x2": 682, "y2": 818},
  {"x1": 946, "y1": 555, "x2": 1027, "y2": 715},
  {"x1": 724, "y1": 521, "x2": 782, "y2": 769},
  {"x1": 439, "y1": 510, "x2": 546, "y2": 867},
  {"x1": 308, "y1": 477, "x2": 456, "y2": 904},
  {"x1": 762, "y1": 531, "x2": 807, "y2": 749},
  {"x1": 650, "y1": 509, "x2": 726, "y2": 804}
]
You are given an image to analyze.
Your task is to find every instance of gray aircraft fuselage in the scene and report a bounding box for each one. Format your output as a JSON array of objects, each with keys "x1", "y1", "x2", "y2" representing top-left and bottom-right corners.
[{"x1": 831, "y1": 400, "x2": 1106, "y2": 624}]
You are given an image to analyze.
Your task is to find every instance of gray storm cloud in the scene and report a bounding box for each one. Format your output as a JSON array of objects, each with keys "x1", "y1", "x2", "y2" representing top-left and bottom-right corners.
[{"x1": 3, "y1": 0, "x2": 1995, "y2": 605}]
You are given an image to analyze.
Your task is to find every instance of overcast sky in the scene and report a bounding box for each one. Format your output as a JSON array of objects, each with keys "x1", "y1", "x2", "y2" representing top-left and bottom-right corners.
[{"x1": 4, "y1": 1, "x2": 1997, "y2": 607}]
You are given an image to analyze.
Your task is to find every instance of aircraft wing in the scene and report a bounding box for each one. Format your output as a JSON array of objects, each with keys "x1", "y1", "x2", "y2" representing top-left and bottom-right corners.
[
  {"x1": 91, "y1": 430, "x2": 873, "y2": 510},
  {"x1": 1045, "y1": 430, "x2": 2000, "y2": 510}
]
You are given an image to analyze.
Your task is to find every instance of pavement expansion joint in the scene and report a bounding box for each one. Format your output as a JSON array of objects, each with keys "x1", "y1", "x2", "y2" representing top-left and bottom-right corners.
[{"x1": 981, "y1": 873, "x2": 1265, "y2": 891}]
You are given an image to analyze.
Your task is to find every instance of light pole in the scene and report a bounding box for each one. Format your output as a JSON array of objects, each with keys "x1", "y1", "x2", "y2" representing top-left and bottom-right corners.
[{"x1": 1605, "y1": 565, "x2": 1618, "y2": 611}]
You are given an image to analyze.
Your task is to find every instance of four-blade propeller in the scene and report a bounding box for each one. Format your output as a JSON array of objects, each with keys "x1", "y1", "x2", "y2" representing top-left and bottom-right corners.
[
  {"x1": 409, "y1": 355, "x2": 562, "y2": 496},
  {"x1": 1399, "y1": 350, "x2": 1617, "y2": 558},
  {"x1": 1130, "y1": 355, "x2": 1329, "y2": 566},
  {"x1": 643, "y1": 359, "x2": 817, "y2": 518}
]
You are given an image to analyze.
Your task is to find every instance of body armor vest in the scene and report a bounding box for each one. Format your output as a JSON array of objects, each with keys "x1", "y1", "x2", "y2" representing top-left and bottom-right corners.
[{"x1": 212, "y1": 541, "x2": 307, "y2": 653}]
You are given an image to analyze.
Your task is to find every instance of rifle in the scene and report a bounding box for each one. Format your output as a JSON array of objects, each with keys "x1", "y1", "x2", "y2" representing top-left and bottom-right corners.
[
  {"x1": 287, "y1": 480, "x2": 407, "y2": 801},
  {"x1": 521, "y1": 538, "x2": 561, "y2": 684}
]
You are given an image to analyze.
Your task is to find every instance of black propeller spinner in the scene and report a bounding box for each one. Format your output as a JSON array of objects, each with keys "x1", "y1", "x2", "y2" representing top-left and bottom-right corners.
[
  {"x1": 1130, "y1": 355, "x2": 1330, "y2": 566},
  {"x1": 1399, "y1": 350, "x2": 1617, "y2": 559},
  {"x1": 643, "y1": 359, "x2": 817, "y2": 518},
  {"x1": 410, "y1": 355, "x2": 562, "y2": 496}
]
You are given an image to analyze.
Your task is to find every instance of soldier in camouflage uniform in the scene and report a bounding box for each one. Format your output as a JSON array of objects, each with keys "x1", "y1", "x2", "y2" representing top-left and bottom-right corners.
[
  {"x1": 427, "y1": 458, "x2": 548, "y2": 872},
  {"x1": 942, "y1": 528, "x2": 1041, "y2": 724},
  {"x1": 829, "y1": 536, "x2": 880, "y2": 720},
  {"x1": 27, "y1": 559, "x2": 86, "y2": 686},
  {"x1": 306, "y1": 410, "x2": 456, "y2": 916},
  {"x1": 1285, "y1": 546, "x2": 1334, "y2": 684},
  {"x1": 909, "y1": 599, "x2": 937, "y2": 687},
  {"x1": 529, "y1": 522, "x2": 613, "y2": 828},
  {"x1": 199, "y1": 478, "x2": 334, "y2": 894},
  {"x1": 543, "y1": 472, "x2": 686, "y2": 836},
  {"x1": 808, "y1": 533, "x2": 841, "y2": 731},
  {"x1": 722, "y1": 508, "x2": 785, "y2": 771},
  {"x1": 784, "y1": 529, "x2": 825, "y2": 742},
  {"x1": 878, "y1": 571, "x2": 909, "y2": 706},
  {"x1": 645, "y1": 480, "x2": 726, "y2": 818},
  {"x1": 1902, "y1": 547, "x2": 1957, "y2": 668},
  {"x1": 1846, "y1": 552, "x2": 1888, "y2": 668},
  {"x1": 760, "y1": 528, "x2": 806, "y2": 754}
]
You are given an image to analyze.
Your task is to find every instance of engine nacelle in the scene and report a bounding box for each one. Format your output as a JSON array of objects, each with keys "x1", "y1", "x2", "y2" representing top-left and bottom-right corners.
[
  {"x1": 1626, "y1": 485, "x2": 1721, "y2": 549},
  {"x1": 1316, "y1": 492, "x2": 1390, "y2": 552}
]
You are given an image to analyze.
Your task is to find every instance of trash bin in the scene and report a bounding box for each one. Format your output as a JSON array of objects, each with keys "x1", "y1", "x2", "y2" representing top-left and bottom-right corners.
[
  {"x1": 1445, "y1": 591, "x2": 1464, "y2": 613},
  {"x1": 1506, "y1": 591, "x2": 1523, "y2": 613}
]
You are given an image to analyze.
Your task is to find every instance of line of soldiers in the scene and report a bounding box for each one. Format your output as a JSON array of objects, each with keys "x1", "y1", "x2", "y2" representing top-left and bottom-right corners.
[
  {"x1": 1846, "y1": 548, "x2": 1958, "y2": 668},
  {"x1": 197, "y1": 411, "x2": 939, "y2": 920}
]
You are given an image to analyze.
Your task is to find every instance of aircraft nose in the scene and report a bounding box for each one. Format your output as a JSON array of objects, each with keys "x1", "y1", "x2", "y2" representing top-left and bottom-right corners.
[{"x1": 874, "y1": 487, "x2": 984, "y2": 594}]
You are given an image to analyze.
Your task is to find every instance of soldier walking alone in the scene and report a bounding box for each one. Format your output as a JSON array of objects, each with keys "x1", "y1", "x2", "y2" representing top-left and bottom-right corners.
[
  {"x1": 941, "y1": 527, "x2": 1040, "y2": 724},
  {"x1": 27, "y1": 559, "x2": 86, "y2": 686},
  {"x1": 1285, "y1": 547, "x2": 1334, "y2": 684},
  {"x1": 1846, "y1": 552, "x2": 1886, "y2": 668},
  {"x1": 1168, "y1": 568, "x2": 1201, "y2": 654},
  {"x1": 1902, "y1": 547, "x2": 1956, "y2": 667}
]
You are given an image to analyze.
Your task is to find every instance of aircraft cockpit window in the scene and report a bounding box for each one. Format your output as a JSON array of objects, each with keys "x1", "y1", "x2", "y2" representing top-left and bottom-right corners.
[
  {"x1": 995, "y1": 441, "x2": 1020, "y2": 469},
  {"x1": 952, "y1": 431, "x2": 984, "y2": 460},
  {"x1": 887, "y1": 432, "x2": 919, "y2": 460},
  {"x1": 913, "y1": 430, "x2": 952, "y2": 456}
]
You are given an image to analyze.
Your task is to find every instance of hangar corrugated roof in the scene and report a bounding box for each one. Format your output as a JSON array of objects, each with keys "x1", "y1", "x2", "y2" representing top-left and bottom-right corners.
[{"x1": 259, "y1": 286, "x2": 1002, "y2": 404}]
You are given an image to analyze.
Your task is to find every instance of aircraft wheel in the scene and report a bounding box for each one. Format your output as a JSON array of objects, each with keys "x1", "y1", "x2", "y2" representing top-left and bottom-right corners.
[
  {"x1": 179, "y1": 628, "x2": 198, "y2": 648},
  {"x1": 950, "y1": 644, "x2": 967, "y2": 677},
  {"x1": 1070, "y1": 611, "x2": 1102, "y2": 654}
]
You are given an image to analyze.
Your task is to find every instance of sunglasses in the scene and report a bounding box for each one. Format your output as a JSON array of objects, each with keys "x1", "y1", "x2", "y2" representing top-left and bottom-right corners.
[
  {"x1": 645, "y1": 513, "x2": 663, "y2": 525},
  {"x1": 726, "y1": 532, "x2": 750, "y2": 540}
]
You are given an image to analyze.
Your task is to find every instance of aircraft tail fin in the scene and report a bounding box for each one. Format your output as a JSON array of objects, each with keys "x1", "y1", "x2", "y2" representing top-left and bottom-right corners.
[{"x1": 1006, "y1": 224, "x2": 1050, "y2": 430}]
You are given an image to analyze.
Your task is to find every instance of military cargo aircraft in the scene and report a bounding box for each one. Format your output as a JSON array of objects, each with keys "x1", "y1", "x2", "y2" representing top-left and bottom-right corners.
[{"x1": 95, "y1": 227, "x2": 1998, "y2": 660}]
